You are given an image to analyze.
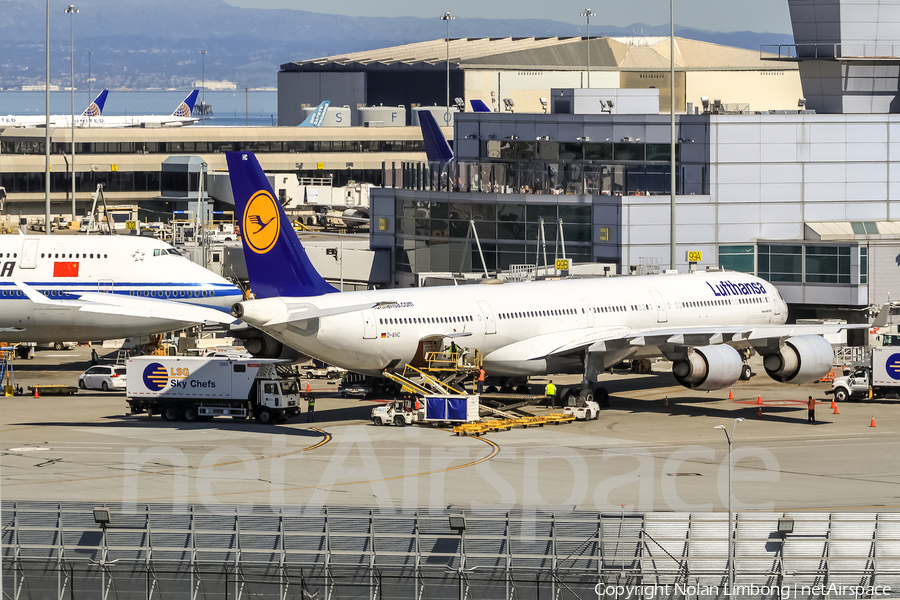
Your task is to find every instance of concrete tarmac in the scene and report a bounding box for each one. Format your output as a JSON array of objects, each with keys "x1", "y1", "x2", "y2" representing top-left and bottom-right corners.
[{"x1": 3, "y1": 346, "x2": 900, "y2": 514}]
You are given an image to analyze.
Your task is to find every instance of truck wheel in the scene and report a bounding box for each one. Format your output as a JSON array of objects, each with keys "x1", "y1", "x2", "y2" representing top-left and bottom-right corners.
[
  {"x1": 162, "y1": 405, "x2": 181, "y2": 422},
  {"x1": 740, "y1": 364, "x2": 752, "y2": 381},
  {"x1": 182, "y1": 405, "x2": 199, "y2": 422},
  {"x1": 257, "y1": 408, "x2": 275, "y2": 425},
  {"x1": 306, "y1": 372, "x2": 314, "y2": 379},
  {"x1": 373, "y1": 417, "x2": 383, "y2": 426},
  {"x1": 54, "y1": 342, "x2": 65, "y2": 351},
  {"x1": 834, "y1": 388, "x2": 849, "y2": 403},
  {"x1": 393, "y1": 415, "x2": 406, "y2": 427},
  {"x1": 327, "y1": 371, "x2": 338, "y2": 379}
]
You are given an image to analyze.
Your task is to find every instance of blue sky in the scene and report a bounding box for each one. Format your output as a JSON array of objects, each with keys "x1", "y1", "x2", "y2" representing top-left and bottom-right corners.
[{"x1": 221, "y1": 0, "x2": 794, "y2": 35}]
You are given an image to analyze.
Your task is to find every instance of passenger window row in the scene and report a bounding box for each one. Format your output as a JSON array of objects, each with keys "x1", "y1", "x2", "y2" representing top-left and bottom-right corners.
[
  {"x1": 498, "y1": 308, "x2": 579, "y2": 320},
  {"x1": 2, "y1": 253, "x2": 17, "y2": 258},
  {"x1": 379, "y1": 315, "x2": 473, "y2": 326},
  {"x1": 40, "y1": 252, "x2": 107, "y2": 259}
]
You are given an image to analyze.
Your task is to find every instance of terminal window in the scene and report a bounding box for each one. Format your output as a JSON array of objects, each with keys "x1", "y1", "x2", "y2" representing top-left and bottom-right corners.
[
  {"x1": 758, "y1": 245, "x2": 802, "y2": 283},
  {"x1": 718, "y1": 245, "x2": 754, "y2": 273}
]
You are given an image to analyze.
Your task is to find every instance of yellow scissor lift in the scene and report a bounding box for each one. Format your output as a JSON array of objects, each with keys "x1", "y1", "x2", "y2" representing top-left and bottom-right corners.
[{"x1": 380, "y1": 348, "x2": 574, "y2": 435}]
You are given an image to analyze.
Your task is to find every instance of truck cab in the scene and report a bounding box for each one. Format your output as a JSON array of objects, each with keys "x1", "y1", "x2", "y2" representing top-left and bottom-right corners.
[
  {"x1": 831, "y1": 366, "x2": 871, "y2": 402},
  {"x1": 371, "y1": 399, "x2": 420, "y2": 427},
  {"x1": 254, "y1": 379, "x2": 301, "y2": 423}
]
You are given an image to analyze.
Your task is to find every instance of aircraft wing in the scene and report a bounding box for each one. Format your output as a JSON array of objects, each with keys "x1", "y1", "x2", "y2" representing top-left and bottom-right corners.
[
  {"x1": 487, "y1": 322, "x2": 869, "y2": 363},
  {"x1": 73, "y1": 292, "x2": 240, "y2": 326}
]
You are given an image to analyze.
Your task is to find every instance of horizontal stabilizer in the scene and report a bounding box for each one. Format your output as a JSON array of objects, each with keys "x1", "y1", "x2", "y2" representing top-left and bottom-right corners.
[{"x1": 264, "y1": 302, "x2": 377, "y2": 327}]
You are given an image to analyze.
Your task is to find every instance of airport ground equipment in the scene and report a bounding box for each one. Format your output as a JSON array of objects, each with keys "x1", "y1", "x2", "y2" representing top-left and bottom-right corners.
[
  {"x1": 563, "y1": 399, "x2": 600, "y2": 420},
  {"x1": 1, "y1": 346, "x2": 17, "y2": 396},
  {"x1": 371, "y1": 394, "x2": 480, "y2": 426},
  {"x1": 829, "y1": 347, "x2": 900, "y2": 402},
  {"x1": 126, "y1": 356, "x2": 301, "y2": 424},
  {"x1": 371, "y1": 398, "x2": 419, "y2": 426},
  {"x1": 829, "y1": 347, "x2": 900, "y2": 401},
  {"x1": 453, "y1": 412, "x2": 575, "y2": 435},
  {"x1": 301, "y1": 362, "x2": 344, "y2": 379}
]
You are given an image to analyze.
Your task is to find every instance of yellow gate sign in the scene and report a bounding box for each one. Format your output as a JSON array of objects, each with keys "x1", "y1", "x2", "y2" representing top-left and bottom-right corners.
[
  {"x1": 598, "y1": 227, "x2": 609, "y2": 242},
  {"x1": 556, "y1": 259, "x2": 570, "y2": 271},
  {"x1": 687, "y1": 251, "x2": 703, "y2": 262},
  {"x1": 125, "y1": 221, "x2": 137, "y2": 230}
]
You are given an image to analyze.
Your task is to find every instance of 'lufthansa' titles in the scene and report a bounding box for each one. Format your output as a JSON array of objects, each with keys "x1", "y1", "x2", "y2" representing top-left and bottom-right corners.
[{"x1": 706, "y1": 280, "x2": 766, "y2": 297}]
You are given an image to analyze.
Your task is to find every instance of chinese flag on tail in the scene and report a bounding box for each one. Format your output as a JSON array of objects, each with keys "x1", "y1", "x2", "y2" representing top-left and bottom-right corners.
[{"x1": 53, "y1": 262, "x2": 79, "y2": 277}]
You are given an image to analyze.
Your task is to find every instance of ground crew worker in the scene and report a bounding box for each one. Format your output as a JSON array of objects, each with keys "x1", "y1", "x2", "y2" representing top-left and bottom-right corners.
[
  {"x1": 477, "y1": 368, "x2": 485, "y2": 394},
  {"x1": 307, "y1": 394, "x2": 316, "y2": 423},
  {"x1": 91, "y1": 348, "x2": 99, "y2": 365},
  {"x1": 545, "y1": 380, "x2": 557, "y2": 407},
  {"x1": 450, "y1": 341, "x2": 458, "y2": 360},
  {"x1": 808, "y1": 395, "x2": 816, "y2": 423}
]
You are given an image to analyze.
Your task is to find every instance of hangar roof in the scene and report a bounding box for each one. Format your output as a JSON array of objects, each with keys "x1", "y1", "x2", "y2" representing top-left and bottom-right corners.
[{"x1": 281, "y1": 36, "x2": 796, "y2": 72}]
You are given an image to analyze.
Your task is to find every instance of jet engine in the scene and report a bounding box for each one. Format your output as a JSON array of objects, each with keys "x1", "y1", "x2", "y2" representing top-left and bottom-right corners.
[
  {"x1": 672, "y1": 345, "x2": 743, "y2": 391},
  {"x1": 762, "y1": 335, "x2": 834, "y2": 384}
]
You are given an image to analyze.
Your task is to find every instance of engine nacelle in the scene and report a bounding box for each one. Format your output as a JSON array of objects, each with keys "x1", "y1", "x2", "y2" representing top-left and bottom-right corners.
[
  {"x1": 763, "y1": 335, "x2": 834, "y2": 384},
  {"x1": 672, "y1": 345, "x2": 743, "y2": 391}
]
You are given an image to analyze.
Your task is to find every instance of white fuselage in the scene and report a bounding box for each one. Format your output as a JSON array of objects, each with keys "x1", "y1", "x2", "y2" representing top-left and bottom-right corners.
[
  {"x1": 239, "y1": 271, "x2": 787, "y2": 376},
  {"x1": 0, "y1": 115, "x2": 197, "y2": 128},
  {"x1": 0, "y1": 235, "x2": 242, "y2": 342}
]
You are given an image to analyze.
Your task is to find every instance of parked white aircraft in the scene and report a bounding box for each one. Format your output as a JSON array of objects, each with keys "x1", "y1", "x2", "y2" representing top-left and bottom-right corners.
[
  {"x1": 224, "y1": 151, "x2": 861, "y2": 403},
  {"x1": 0, "y1": 235, "x2": 242, "y2": 343},
  {"x1": 0, "y1": 90, "x2": 108, "y2": 128},
  {"x1": 74, "y1": 90, "x2": 200, "y2": 128}
]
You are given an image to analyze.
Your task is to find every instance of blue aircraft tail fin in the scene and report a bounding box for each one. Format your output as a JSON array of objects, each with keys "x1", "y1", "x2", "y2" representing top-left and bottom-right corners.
[
  {"x1": 298, "y1": 101, "x2": 330, "y2": 127},
  {"x1": 173, "y1": 90, "x2": 200, "y2": 117},
  {"x1": 470, "y1": 99, "x2": 491, "y2": 112},
  {"x1": 418, "y1": 110, "x2": 454, "y2": 164},
  {"x1": 226, "y1": 151, "x2": 338, "y2": 299},
  {"x1": 82, "y1": 89, "x2": 108, "y2": 116}
]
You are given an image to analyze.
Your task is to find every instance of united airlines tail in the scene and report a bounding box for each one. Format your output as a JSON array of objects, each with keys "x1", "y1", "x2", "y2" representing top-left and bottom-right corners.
[
  {"x1": 82, "y1": 89, "x2": 108, "y2": 116},
  {"x1": 418, "y1": 110, "x2": 454, "y2": 164},
  {"x1": 172, "y1": 90, "x2": 200, "y2": 118},
  {"x1": 225, "y1": 151, "x2": 337, "y2": 299},
  {"x1": 470, "y1": 99, "x2": 491, "y2": 112},
  {"x1": 298, "y1": 101, "x2": 330, "y2": 127}
]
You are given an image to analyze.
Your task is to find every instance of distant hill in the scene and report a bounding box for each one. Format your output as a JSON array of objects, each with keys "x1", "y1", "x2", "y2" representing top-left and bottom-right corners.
[{"x1": 0, "y1": 0, "x2": 793, "y2": 90}]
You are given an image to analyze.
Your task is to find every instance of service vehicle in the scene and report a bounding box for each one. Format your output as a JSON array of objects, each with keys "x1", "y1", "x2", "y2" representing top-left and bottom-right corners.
[
  {"x1": 371, "y1": 398, "x2": 420, "y2": 426},
  {"x1": 340, "y1": 373, "x2": 375, "y2": 398},
  {"x1": 301, "y1": 361, "x2": 344, "y2": 379},
  {"x1": 79, "y1": 365, "x2": 127, "y2": 391},
  {"x1": 126, "y1": 356, "x2": 301, "y2": 424},
  {"x1": 830, "y1": 347, "x2": 900, "y2": 401},
  {"x1": 563, "y1": 399, "x2": 600, "y2": 420},
  {"x1": 422, "y1": 395, "x2": 480, "y2": 424}
]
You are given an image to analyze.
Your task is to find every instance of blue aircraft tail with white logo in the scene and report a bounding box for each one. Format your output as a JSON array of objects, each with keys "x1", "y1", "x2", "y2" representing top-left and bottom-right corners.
[
  {"x1": 172, "y1": 90, "x2": 200, "y2": 118},
  {"x1": 418, "y1": 109, "x2": 454, "y2": 164},
  {"x1": 470, "y1": 99, "x2": 491, "y2": 112},
  {"x1": 298, "y1": 101, "x2": 330, "y2": 127},
  {"x1": 82, "y1": 89, "x2": 108, "y2": 117},
  {"x1": 225, "y1": 151, "x2": 338, "y2": 299}
]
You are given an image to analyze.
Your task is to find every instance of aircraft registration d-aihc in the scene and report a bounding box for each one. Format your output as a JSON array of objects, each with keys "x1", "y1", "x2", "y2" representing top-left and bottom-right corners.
[
  {"x1": 226, "y1": 151, "x2": 861, "y2": 403},
  {"x1": 0, "y1": 235, "x2": 242, "y2": 343}
]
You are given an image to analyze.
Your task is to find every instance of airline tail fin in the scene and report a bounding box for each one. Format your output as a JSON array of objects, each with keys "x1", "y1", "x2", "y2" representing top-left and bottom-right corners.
[
  {"x1": 298, "y1": 101, "x2": 330, "y2": 127},
  {"x1": 82, "y1": 89, "x2": 108, "y2": 117},
  {"x1": 172, "y1": 90, "x2": 200, "y2": 118},
  {"x1": 470, "y1": 99, "x2": 491, "y2": 112},
  {"x1": 418, "y1": 110, "x2": 454, "y2": 164},
  {"x1": 225, "y1": 151, "x2": 338, "y2": 299}
]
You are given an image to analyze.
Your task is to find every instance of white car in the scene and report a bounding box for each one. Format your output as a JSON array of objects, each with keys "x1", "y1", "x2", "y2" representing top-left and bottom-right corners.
[
  {"x1": 79, "y1": 365, "x2": 127, "y2": 391},
  {"x1": 563, "y1": 399, "x2": 600, "y2": 421}
]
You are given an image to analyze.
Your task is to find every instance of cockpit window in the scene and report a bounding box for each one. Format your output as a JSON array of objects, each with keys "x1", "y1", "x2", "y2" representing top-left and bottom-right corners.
[{"x1": 167, "y1": 249, "x2": 181, "y2": 256}]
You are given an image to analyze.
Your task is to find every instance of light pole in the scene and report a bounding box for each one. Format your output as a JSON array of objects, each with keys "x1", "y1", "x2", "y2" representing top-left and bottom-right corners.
[
  {"x1": 669, "y1": 0, "x2": 677, "y2": 271},
  {"x1": 200, "y1": 50, "x2": 207, "y2": 125},
  {"x1": 44, "y1": 0, "x2": 50, "y2": 234},
  {"x1": 245, "y1": 87, "x2": 248, "y2": 126},
  {"x1": 714, "y1": 417, "x2": 744, "y2": 596},
  {"x1": 441, "y1": 12, "x2": 455, "y2": 127},
  {"x1": 580, "y1": 9, "x2": 596, "y2": 88},
  {"x1": 66, "y1": 4, "x2": 79, "y2": 222}
]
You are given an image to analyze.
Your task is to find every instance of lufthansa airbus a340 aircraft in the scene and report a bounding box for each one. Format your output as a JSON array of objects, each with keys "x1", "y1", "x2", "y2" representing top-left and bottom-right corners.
[{"x1": 225, "y1": 151, "x2": 860, "y2": 404}]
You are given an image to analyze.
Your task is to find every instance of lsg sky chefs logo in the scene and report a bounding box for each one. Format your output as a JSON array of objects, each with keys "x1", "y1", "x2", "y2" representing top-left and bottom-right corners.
[{"x1": 142, "y1": 362, "x2": 189, "y2": 391}]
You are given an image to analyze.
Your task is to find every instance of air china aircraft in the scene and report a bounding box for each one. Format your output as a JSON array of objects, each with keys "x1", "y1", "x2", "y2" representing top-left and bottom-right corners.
[
  {"x1": 225, "y1": 150, "x2": 860, "y2": 403},
  {"x1": 0, "y1": 90, "x2": 108, "y2": 128},
  {"x1": 0, "y1": 235, "x2": 242, "y2": 343},
  {"x1": 75, "y1": 90, "x2": 201, "y2": 128}
]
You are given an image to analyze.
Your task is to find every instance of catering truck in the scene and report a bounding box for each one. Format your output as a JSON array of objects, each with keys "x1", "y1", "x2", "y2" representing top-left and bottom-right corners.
[
  {"x1": 126, "y1": 357, "x2": 302, "y2": 424},
  {"x1": 829, "y1": 347, "x2": 900, "y2": 402}
]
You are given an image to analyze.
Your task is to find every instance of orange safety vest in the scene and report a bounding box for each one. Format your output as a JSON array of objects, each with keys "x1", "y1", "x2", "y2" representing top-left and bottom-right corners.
[
  {"x1": 478, "y1": 369, "x2": 485, "y2": 382},
  {"x1": 808, "y1": 397, "x2": 816, "y2": 410}
]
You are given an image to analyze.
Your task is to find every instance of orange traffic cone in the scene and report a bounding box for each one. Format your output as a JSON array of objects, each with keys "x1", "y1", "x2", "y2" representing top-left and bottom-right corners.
[
  {"x1": 306, "y1": 382, "x2": 311, "y2": 393},
  {"x1": 870, "y1": 416, "x2": 876, "y2": 428},
  {"x1": 830, "y1": 399, "x2": 836, "y2": 410},
  {"x1": 833, "y1": 403, "x2": 839, "y2": 415},
  {"x1": 663, "y1": 396, "x2": 669, "y2": 409},
  {"x1": 758, "y1": 407, "x2": 763, "y2": 419},
  {"x1": 728, "y1": 388, "x2": 734, "y2": 400},
  {"x1": 757, "y1": 394, "x2": 763, "y2": 405},
  {"x1": 33, "y1": 387, "x2": 38, "y2": 399}
]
